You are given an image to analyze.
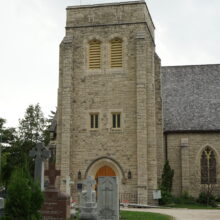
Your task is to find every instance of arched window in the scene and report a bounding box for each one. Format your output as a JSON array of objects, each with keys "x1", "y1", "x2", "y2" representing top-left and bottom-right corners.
[
  {"x1": 201, "y1": 146, "x2": 216, "y2": 184},
  {"x1": 110, "y1": 38, "x2": 123, "y2": 68},
  {"x1": 89, "y1": 40, "x2": 101, "y2": 69}
]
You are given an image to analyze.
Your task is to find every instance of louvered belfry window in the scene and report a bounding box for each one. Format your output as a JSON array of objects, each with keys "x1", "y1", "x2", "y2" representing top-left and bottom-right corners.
[
  {"x1": 111, "y1": 38, "x2": 123, "y2": 68},
  {"x1": 89, "y1": 40, "x2": 101, "y2": 69}
]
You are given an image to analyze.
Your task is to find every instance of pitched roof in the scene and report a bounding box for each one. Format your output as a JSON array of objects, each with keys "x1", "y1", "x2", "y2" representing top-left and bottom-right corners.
[{"x1": 161, "y1": 64, "x2": 220, "y2": 132}]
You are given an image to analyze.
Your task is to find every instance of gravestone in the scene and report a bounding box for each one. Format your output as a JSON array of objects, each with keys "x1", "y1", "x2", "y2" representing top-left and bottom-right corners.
[
  {"x1": 153, "y1": 189, "x2": 161, "y2": 200},
  {"x1": 0, "y1": 197, "x2": 4, "y2": 217},
  {"x1": 29, "y1": 143, "x2": 51, "y2": 190},
  {"x1": 65, "y1": 176, "x2": 74, "y2": 196},
  {"x1": 97, "y1": 177, "x2": 119, "y2": 220},
  {"x1": 41, "y1": 163, "x2": 70, "y2": 220},
  {"x1": 79, "y1": 176, "x2": 97, "y2": 220}
]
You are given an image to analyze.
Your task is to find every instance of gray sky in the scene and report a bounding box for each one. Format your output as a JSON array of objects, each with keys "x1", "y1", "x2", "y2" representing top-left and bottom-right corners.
[{"x1": 1, "y1": 0, "x2": 220, "y2": 127}]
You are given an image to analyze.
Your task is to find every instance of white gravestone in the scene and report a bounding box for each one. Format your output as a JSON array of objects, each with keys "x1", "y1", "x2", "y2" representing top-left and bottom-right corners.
[
  {"x1": 153, "y1": 190, "x2": 161, "y2": 200},
  {"x1": 97, "y1": 177, "x2": 119, "y2": 220},
  {"x1": 0, "y1": 198, "x2": 4, "y2": 209},
  {"x1": 79, "y1": 176, "x2": 97, "y2": 220},
  {"x1": 0, "y1": 197, "x2": 4, "y2": 217},
  {"x1": 65, "y1": 176, "x2": 74, "y2": 196}
]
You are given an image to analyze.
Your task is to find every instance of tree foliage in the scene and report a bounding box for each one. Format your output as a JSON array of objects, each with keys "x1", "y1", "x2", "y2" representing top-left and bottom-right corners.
[
  {"x1": 159, "y1": 160, "x2": 174, "y2": 205},
  {"x1": 18, "y1": 103, "x2": 47, "y2": 143},
  {"x1": 0, "y1": 118, "x2": 16, "y2": 145},
  {"x1": 161, "y1": 160, "x2": 174, "y2": 193},
  {"x1": 1, "y1": 166, "x2": 44, "y2": 220},
  {"x1": 1, "y1": 104, "x2": 54, "y2": 186}
]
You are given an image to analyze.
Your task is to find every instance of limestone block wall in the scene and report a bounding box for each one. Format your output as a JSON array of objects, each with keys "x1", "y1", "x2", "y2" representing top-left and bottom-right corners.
[
  {"x1": 56, "y1": 1, "x2": 163, "y2": 205},
  {"x1": 166, "y1": 132, "x2": 220, "y2": 198},
  {"x1": 154, "y1": 54, "x2": 164, "y2": 183}
]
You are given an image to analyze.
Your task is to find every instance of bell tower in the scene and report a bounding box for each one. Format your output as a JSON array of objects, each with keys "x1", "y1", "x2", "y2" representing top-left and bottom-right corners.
[{"x1": 56, "y1": 1, "x2": 164, "y2": 205}]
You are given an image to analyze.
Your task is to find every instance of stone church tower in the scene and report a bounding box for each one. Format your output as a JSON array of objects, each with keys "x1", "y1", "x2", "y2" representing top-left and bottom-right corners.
[{"x1": 56, "y1": 0, "x2": 164, "y2": 205}]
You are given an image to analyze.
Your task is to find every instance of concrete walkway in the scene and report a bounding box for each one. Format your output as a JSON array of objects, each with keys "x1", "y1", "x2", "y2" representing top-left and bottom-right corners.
[{"x1": 122, "y1": 208, "x2": 220, "y2": 220}]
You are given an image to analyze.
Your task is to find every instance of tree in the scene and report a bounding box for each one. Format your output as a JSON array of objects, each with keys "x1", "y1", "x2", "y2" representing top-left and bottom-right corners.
[
  {"x1": 1, "y1": 166, "x2": 44, "y2": 220},
  {"x1": 159, "y1": 160, "x2": 174, "y2": 205},
  {"x1": 0, "y1": 118, "x2": 17, "y2": 185},
  {"x1": 0, "y1": 118, "x2": 16, "y2": 145},
  {"x1": 18, "y1": 103, "x2": 47, "y2": 144},
  {"x1": 1, "y1": 104, "x2": 53, "y2": 186},
  {"x1": 1, "y1": 104, "x2": 54, "y2": 186}
]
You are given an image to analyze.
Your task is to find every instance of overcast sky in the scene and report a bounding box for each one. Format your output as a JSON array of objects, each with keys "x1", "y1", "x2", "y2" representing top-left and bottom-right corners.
[{"x1": 1, "y1": 0, "x2": 220, "y2": 127}]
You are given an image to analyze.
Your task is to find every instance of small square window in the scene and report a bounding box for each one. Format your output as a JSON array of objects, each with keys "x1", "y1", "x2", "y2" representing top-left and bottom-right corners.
[
  {"x1": 90, "y1": 113, "x2": 99, "y2": 129},
  {"x1": 112, "y1": 113, "x2": 121, "y2": 128}
]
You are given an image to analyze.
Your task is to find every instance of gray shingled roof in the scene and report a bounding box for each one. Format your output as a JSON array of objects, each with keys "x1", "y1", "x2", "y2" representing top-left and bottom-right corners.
[{"x1": 161, "y1": 64, "x2": 220, "y2": 132}]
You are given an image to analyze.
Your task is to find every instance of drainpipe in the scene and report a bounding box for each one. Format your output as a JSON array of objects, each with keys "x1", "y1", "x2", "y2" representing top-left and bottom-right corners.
[{"x1": 164, "y1": 132, "x2": 168, "y2": 161}]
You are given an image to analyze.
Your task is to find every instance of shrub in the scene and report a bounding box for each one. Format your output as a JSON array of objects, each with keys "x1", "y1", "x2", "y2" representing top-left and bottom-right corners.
[
  {"x1": 159, "y1": 190, "x2": 173, "y2": 205},
  {"x1": 159, "y1": 160, "x2": 174, "y2": 205},
  {"x1": 173, "y1": 192, "x2": 196, "y2": 205},
  {"x1": 1, "y1": 167, "x2": 44, "y2": 220},
  {"x1": 216, "y1": 196, "x2": 220, "y2": 202},
  {"x1": 197, "y1": 191, "x2": 217, "y2": 207}
]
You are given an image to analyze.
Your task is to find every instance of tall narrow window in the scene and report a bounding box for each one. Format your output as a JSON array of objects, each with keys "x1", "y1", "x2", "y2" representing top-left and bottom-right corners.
[
  {"x1": 112, "y1": 113, "x2": 121, "y2": 128},
  {"x1": 90, "y1": 113, "x2": 99, "y2": 129},
  {"x1": 110, "y1": 38, "x2": 123, "y2": 68},
  {"x1": 201, "y1": 146, "x2": 216, "y2": 184},
  {"x1": 89, "y1": 40, "x2": 101, "y2": 69}
]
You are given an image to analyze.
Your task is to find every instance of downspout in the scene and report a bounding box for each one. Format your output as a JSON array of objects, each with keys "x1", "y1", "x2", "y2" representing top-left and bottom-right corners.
[{"x1": 164, "y1": 132, "x2": 168, "y2": 161}]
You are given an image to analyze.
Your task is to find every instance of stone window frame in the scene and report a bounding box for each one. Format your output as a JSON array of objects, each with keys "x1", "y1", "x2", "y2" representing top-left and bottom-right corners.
[
  {"x1": 106, "y1": 34, "x2": 128, "y2": 75},
  {"x1": 200, "y1": 145, "x2": 217, "y2": 185},
  {"x1": 108, "y1": 109, "x2": 124, "y2": 132},
  {"x1": 112, "y1": 112, "x2": 121, "y2": 129},
  {"x1": 90, "y1": 113, "x2": 99, "y2": 129},
  {"x1": 83, "y1": 34, "x2": 128, "y2": 76},
  {"x1": 87, "y1": 110, "x2": 102, "y2": 131},
  {"x1": 88, "y1": 39, "x2": 102, "y2": 69},
  {"x1": 110, "y1": 38, "x2": 123, "y2": 68},
  {"x1": 84, "y1": 36, "x2": 105, "y2": 75}
]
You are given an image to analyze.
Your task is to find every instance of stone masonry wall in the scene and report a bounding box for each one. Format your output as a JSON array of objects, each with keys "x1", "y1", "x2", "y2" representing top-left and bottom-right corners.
[
  {"x1": 56, "y1": 1, "x2": 162, "y2": 205},
  {"x1": 154, "y1": 54, "x2": 164, "y2": 184},
  {"x1": 167, "y1": 132, "x2": 220, "y2": 198}
]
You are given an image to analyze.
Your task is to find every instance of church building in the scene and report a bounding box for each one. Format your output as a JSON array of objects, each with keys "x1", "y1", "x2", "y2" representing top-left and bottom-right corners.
[{"x1": 51, "y1": 1, "x2": 220, "y2": 205}]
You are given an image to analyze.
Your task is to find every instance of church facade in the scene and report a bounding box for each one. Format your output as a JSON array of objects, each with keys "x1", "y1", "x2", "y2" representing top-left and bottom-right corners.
[
  {"x1": 52, "y1": 1, "x2": 220, "y2": 205},
  {"x1": 162, "y1": 65, "x2": 220, "y2": 198}
]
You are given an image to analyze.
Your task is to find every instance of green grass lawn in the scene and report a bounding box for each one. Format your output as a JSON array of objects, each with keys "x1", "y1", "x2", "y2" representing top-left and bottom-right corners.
[{"x1": 71, "y1": 210, "x2": 173, "y2": 220}]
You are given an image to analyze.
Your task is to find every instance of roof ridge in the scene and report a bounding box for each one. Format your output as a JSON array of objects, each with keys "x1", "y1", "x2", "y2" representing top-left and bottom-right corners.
[{"x1": 162, "y1": 63, "x2": 220, "y2": 68}]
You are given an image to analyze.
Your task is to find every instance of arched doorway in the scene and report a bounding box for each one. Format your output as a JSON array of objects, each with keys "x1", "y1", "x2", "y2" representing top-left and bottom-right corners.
[
  {"x1": 95, "y1": 165, "x2": 116, "y2": 178},
  {"x1": 95, "y1": 166, "x2": 116, "y2": 190}
]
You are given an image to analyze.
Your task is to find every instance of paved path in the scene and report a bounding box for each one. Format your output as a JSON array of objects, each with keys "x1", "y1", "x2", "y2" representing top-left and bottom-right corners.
[{"x1": 122, "y1": 208, "x2": 220, "y2": 220}]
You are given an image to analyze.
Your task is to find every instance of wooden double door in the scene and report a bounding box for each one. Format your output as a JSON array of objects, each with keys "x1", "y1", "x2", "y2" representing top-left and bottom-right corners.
[{"x1": 95, "y1": 165, "x2": 116, "y2": 190}]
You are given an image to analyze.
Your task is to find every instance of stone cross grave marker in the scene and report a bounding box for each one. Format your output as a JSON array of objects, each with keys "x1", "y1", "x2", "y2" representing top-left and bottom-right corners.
[
  {"x1": 29, "y1": 143, "x2": 50, "y2": 190},
  {"x1": 82, "y1": 176, "x2": 96, "y2": 203},
  {"x1": 65, "y1": 176, "x2": 74, "y2": 196},
  {"x1": 42, "y1": 163, "x2": 70, "y2": 220},
  {"x1": 79, "y1": 176, "x2": 97, "y2": 220},
  {"x1": 45, "y1": 163, "x2": 60, "y2": 187},
  {"x1": 97, "y1": 176, "x2": 119, "y2": 220}
]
